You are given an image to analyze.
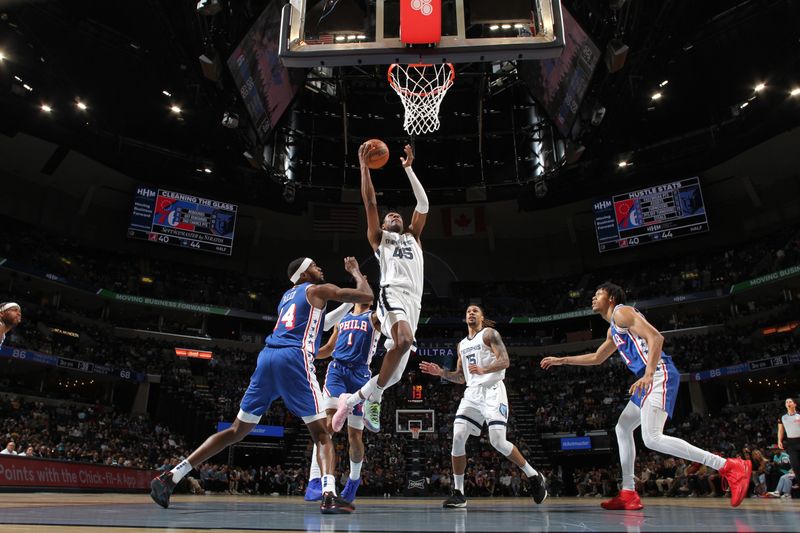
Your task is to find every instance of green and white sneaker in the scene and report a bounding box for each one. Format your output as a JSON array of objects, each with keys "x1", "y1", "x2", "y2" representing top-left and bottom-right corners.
[{"x1": 363, "y1": 400, "x2": 381, "y2": 433}]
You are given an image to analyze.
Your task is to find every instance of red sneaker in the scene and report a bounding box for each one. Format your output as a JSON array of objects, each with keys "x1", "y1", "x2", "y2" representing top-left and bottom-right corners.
[
  {"x1": 718, "y1": 458, "x2": 752, "y2": 507},
  {"x1": 601, "y1": 489, "x2": 644, "y2": 510}
]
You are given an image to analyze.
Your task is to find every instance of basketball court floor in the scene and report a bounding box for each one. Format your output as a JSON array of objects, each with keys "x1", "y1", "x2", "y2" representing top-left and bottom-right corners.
[{"x1": 1, "y1": 493, "x2": 798, "y2": 532}]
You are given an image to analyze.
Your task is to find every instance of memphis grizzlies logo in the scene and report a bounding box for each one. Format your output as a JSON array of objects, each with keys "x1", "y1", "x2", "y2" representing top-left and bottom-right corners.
[{"x1": 499, "y1": 404, "x2": 508, "y2": 419}]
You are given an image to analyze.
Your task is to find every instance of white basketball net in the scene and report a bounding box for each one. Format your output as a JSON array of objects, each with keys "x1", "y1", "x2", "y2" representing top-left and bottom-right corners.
[{"x1": 388, "y1": 63, "x2": 455, "y2": 135}]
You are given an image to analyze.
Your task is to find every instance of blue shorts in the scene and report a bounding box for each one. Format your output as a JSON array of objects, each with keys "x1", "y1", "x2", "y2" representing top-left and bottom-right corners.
[
  {"x1": 238, "y1": 346, "x2": 325, "y2": 424},
  {"x1": 322, "y1": 360, "x2": 371, "y2": 417},
  {"x1": 630, "y1": 361, "x2": 680, "y2": 418}
]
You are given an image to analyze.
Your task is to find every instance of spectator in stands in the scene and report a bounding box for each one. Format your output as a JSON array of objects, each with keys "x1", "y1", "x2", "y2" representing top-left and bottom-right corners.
[{"x1": 1, "y1": 440, "x2": 17, "y2": 455}]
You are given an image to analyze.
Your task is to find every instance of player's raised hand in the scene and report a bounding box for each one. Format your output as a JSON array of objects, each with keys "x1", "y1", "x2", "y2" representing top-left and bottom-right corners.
[
  {"x1": 358, "y1": 141, "x2": 373, "y2": 167},
  {"x1": 400, "y1": 144, "x2": 414, "y2": 168},
  {"x1": 540, "y1": 357, "x2": 564, "y2": 370},
  {"x1": 419, "y1": 361, "x2": 443, "y2": 376},
  {"x1": 343, "y1": 256, "x2": 362, "y2": 276}
]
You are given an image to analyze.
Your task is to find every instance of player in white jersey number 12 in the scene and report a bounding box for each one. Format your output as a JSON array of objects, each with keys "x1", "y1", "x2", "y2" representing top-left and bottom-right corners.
[
  {"x1": 332, "y1": 142, "x2": 428, "y2": 433},
  {"x1": 420, "y1": 305, "x2": 547, "y2": 508}
]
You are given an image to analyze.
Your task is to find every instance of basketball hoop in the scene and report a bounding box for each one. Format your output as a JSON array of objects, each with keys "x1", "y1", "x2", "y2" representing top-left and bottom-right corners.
[
  {"x1": 410, "y1": 426, "x2": 422, "y2": 440},
  {"x1": 388, "y1": 63, "x2": 455, "y2": 135}
]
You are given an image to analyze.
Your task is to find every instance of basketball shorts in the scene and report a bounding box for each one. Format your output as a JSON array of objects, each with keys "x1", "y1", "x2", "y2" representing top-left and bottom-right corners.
[
  {"x1": 454, "y1": 380, "x2": 509, "y2": 436},
  {"x1": 377, "y1": 285, "x2": 421, "y2": 349},
  {"x1": 322, "y1": 360, "x2": 371, "y2": 429},
  {"x1": 630, "y1": 361, "x2": 680, "y2": 418},
  {"x1": 238, "y1": 346, "x2": 325, "y2": 424}
]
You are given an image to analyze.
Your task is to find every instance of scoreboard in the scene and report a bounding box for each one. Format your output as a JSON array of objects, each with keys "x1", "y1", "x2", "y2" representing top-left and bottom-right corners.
[
  {"x1": 127, "y1": 186, "x2": 237, "y2": 256},
  {"x1": 593, "y1": 176, "x2": 709, "y2": 253}
]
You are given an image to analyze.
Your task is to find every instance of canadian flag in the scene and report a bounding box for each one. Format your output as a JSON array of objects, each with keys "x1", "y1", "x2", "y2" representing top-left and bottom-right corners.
[{"x1": 442, "y1": 207, "x2": 486, "y2": 237}]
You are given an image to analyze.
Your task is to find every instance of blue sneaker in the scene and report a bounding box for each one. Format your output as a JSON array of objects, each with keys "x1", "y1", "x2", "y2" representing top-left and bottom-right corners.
[
  {"x1": 304, "y1": 478, "x2": 322, "y2": 501},
  {"x1": 341, "y1": 478, "x2": 361, "y2": 503}
]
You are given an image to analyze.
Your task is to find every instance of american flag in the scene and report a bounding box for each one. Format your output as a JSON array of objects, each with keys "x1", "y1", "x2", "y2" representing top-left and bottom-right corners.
[{"x1": 312, "y1": 205, "x2": 360, "y2": 233}]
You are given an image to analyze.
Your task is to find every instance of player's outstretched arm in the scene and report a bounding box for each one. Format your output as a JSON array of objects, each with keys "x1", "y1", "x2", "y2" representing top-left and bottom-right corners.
[
  {"x1": 419, "y1": 346, "x2": 465, "y2": 384},
  {"x1": 540, "y1": 329, "x2": 616, "y2": 369},
  {"x1": 401, "y1": 144, "x2": 429, "y2": 240},
  {"x1": 317, "y1": 325, "x2": 339, "y2": 360},
  {"x1": 308, "y1": 257, "x2": 373, "y2": 305},
  {"x1": 359, "y1": 142, "x2": 382, "y2": 251},
  {"x1": 469, "y1": 328, "x2": 510, "y2": 375}
]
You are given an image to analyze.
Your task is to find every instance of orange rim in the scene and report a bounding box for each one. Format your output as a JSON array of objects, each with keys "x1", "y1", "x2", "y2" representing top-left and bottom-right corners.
[{"x1": 387, "y1": 63, "x2": 455, "y2": 98}]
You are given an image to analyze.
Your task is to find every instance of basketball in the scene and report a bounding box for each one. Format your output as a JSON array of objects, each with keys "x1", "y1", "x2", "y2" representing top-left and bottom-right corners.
[{"x1": 365, "y1": 139, "x2": 390, "y2": 169}]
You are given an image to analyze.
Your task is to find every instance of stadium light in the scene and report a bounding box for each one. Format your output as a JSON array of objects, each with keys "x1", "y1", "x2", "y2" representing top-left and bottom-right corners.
[
  {"x1": 790, "y1": 87, "x2": 800, "y2": 97},
  {"x1": 651, "y1": 92, "x2": 663, "y2": 101},
  {"x1": 170, "y1": 105, "x2": 182, "y2": 114},
  {"x1": 40, "y1": 104, "x2": 52, "y2": 113},
  {"x1": 162, "y1": 90, "x2": 172, "y2": 97},
  {"x1": 489, "y1": 25, "x2": 500, "y2": 30},
  {"x1": 618, "y1": 161, "x2": 630, "y2": 168},
  {"x1": 754, "y1": 83, "x2": 766, "y2": 93},
  {"x1": 0, "y1": 51, "x2": 6, "y2": 61},
  {"x1": 659, "y1": 80, "x2": 669, "y2": 87},
  {"x1": 76, "y1": 100, "x2": 87, "y2": 111}
]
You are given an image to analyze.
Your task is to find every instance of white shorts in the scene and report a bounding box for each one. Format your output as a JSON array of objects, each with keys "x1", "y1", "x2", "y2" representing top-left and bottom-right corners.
[
  {"x1": 454, "y1": 381, "x2": 509, "y2": 436},
  {"x1": 377, "y1": 286, "x2": 421, "y2": 347}
]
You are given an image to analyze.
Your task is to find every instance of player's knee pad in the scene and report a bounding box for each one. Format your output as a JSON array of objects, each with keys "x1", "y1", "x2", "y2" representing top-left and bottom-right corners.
[
  {"x1": 451, "y1": 422, "x2": 469, "y2": 456},
  {"x1": 488, "y1": 427, "x2": 514, "y2": 457}
]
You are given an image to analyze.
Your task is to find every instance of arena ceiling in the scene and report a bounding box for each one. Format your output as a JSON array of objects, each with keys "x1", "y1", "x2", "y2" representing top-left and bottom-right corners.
[{"x1": 0, "y1": 0, "x2": 798, "y2": 211}]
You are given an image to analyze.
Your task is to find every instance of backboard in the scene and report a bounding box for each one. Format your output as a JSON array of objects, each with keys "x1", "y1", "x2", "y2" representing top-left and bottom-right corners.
[
  {"x1": 396, "y1": 409, "x2": 436, "y2": 434},
  {"x1": 279, "y1": 0, "x2": 565, "y2": 67}
]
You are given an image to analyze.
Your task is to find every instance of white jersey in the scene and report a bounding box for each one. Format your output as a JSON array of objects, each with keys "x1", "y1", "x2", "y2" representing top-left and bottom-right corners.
[
  {"x1": 376, "y1": 230, "x2": 424, "y2": 300},
  {"x1": 459, "y1": 328, "x2": 504, "y2": 387}
]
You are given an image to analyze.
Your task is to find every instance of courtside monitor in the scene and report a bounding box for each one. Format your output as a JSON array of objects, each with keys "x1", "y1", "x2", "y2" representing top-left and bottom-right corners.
[{"x1": 279, "y1": 0, "x2": 565, "y2": 67}]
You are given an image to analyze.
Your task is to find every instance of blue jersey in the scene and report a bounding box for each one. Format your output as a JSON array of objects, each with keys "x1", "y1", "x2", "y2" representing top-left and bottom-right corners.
[
  {"x1": 266, "y1": 283, "x2": 326, "y2": 354},
  {"x1": 332, "y1": 310, "x2": 379, "y2": 368},
  {"x1": 610, "y1": 305, "x2": 676, "y2": 377}
]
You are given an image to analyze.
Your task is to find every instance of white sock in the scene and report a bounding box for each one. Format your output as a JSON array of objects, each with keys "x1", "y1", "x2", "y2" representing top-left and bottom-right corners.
[
  {"x1": 322, "y1": 474, "x2": 337, "y2": 495},
  {"x1": 170, "y1": 459, "x2": 193, "y2": 483},
  {"x1": 309, "y1": 444, "x2": 321, "y2": 481},
  {"x1": 346, "y1": 389, "x2": 367, "y2": 409},
  {"x1": 454, "y1": 474, "x2": 464, "y2": 492},
  {"x1": 520, "y1": 462, "x2": 538, "y2": 478},
  {"x1": 349, "y1": 460, "x2": 362, "y2": 481},
  {"x1": 370, "y1": 383, "x2": 385, "y2": 403}
]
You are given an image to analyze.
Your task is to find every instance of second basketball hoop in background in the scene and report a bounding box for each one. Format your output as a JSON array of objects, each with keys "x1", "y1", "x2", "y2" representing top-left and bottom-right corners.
[{"x1": 366, "y1": 139, "x2": 390, "y2": 169}]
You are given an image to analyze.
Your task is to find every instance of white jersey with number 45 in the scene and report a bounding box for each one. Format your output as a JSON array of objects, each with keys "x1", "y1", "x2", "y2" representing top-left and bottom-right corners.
[
  {"x1": 459, "y1": 329, "x2": 505, "y2": 387},
  {"x1": 377, "y1": 230, "x2": 424, "y2": 300}
]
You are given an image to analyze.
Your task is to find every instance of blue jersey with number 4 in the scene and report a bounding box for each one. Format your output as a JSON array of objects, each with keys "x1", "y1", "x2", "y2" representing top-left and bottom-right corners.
[
  {"x1": 333, "y1": 311, "x2": 379, "y2": 368},
  {"x1": 266, "y1": 283, "x2": 326, "y2": 354}
]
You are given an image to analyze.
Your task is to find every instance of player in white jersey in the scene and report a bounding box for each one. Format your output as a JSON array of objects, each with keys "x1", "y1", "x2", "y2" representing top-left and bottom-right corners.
[
  {"x1": 419, "y1": 305, "x2": 547, "y2": 508},
  {"x1": 0, "y1": 302, "x2": 22, "y2": 347},
  {"x1": 332, "y1": 142, "x2": 428, "y2": 433}
]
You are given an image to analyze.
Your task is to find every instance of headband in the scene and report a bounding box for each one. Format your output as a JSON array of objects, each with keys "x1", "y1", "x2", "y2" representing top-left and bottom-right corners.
[
  {"x1": 290, "y1": 258, "x2": 313, "y2": 284},
  {"x1": 0, "y1": 302, "x2": 20, "y2": 313}
]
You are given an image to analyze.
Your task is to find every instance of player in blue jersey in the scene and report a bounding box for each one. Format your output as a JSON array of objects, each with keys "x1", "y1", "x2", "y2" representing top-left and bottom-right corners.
[
  {"x1": 150, "y1": 257, "x2": 373, "y2": 515},
  {"x1": 0, "y1": 302, "x2": 22, "y2": 347},
  {"x1": 541, "y1": 282, "x2": 752, "y2": 510},
  {"x1": 305, "y1": 300, "x2": 380, "y2": 503}
]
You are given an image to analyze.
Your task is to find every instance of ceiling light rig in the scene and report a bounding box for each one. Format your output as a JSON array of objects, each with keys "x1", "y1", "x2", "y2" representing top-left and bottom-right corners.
[
  {"x1": 170, "y1": 105, "x2": 182, "y2": 115},
  {"x1": 754, "y1": 82, "x2": 766, "y2": 93},
  {"x1": 40, "y1": 104, "x2": 52, "y2": 113}
]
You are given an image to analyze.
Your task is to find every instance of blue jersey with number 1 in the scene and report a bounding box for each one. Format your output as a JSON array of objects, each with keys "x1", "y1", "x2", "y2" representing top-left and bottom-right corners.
[
  {"x1": 332, "y1": 310, "x2": 379, "y2": 368},
  {"x1": 266, "y1": 283, "x2": 326, "y2": 354}
]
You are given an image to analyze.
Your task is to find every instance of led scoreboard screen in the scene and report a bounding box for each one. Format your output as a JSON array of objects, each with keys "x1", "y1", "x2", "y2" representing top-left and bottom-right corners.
[
  {"x1": 593, "y1": 177, "x2": 709, "y2": 253},
  {"x1": 127, "y1": 186, "x2": 237, "y2": 256}
]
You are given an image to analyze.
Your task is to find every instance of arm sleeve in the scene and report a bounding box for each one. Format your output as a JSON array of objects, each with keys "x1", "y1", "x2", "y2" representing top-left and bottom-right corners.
[
  {"x1": 405, "y1": 166, "x2": 429, "y2": 214},
  {"x1": 323, "y1": 303, "x2": 353, "y2": 331}
]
